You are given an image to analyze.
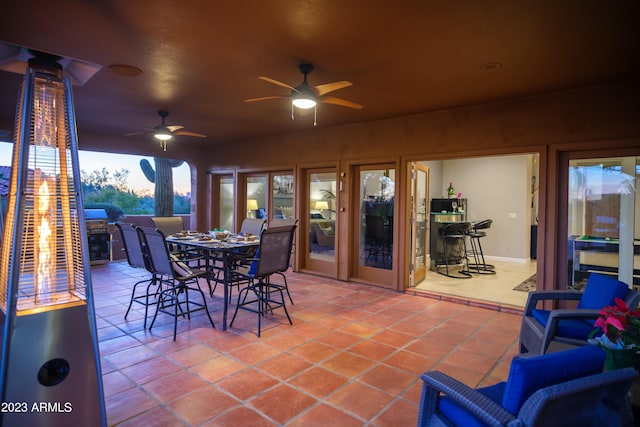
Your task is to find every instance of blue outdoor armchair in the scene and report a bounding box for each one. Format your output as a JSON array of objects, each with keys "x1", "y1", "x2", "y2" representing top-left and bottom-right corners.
[
  {"x1": 417, "y1": 345, "x2": 637, "y2": 427},
  {"x1": 519, "y1": 273, "x2": 640, "y2": 354}
]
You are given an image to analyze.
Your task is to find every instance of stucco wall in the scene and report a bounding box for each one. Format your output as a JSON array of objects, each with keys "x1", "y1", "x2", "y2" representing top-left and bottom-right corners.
[
  {"x1": 203, "y1": 80, "x2": 640, "y2": 171},
  {"x1": 77, "y1": 80, "x2": 640, "y2": 288}
]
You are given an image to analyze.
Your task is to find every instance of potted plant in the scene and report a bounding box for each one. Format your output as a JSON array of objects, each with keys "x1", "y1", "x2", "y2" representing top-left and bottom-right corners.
[{"x1": 590, "y1": 297, "x2": 640, "y2": 371}]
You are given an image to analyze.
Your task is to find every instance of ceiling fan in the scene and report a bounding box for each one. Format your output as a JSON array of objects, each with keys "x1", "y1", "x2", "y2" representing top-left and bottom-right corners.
[
  {"x1": 126, "y1": 110, "x2": 206, "y2": 151},
  {"x1": 245, "y1": 64, "x2": 362, "y2": 125}
]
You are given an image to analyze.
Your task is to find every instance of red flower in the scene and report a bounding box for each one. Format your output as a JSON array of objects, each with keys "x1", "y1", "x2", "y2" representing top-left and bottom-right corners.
[{"x1": 592, "y1": 297, "x2": 640, "y2": 347}]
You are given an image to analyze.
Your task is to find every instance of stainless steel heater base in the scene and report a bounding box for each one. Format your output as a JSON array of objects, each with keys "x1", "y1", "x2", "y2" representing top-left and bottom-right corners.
[{"x1": 1, "y1": 304, "x2": 103, "y2": 426}]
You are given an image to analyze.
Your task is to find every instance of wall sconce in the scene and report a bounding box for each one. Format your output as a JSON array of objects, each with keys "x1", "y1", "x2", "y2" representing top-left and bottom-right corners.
[
  {"x1": 0, "y1": 51, "x2": 106, "y2": 425},
  {"x1": 246, "y1": 199, "x2": 259, "y2": 218}
]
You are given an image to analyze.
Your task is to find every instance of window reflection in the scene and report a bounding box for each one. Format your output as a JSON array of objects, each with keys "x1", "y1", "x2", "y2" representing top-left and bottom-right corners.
[
  {"x1": 309, "y1": 172, "x2": 336, "y2": 260},
  {"x1": 272, "y1": 174, "x2": 294, "y2": 219},
  {"x1": 568, "y1": 158, "x2": 639, "y2": 288},
  {"x1": 360, "y1": 168, "x2": 395, "y2": 270},
  {"x1": 246, "y1": 176, "x2": 267, "y2": 219},
  {"x1": 219, "y1": 176, "x2": 234, "y2": 231}
]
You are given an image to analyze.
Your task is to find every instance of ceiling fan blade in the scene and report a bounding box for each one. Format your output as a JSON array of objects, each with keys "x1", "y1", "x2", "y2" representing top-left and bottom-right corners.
[
  {"x1": 167, "y1": 125, "x2": 184, "y2": 132},
  {"x1": 244, "y1": 95, "x2": 289, "y2": 103},
  {"x1": 125, "y1": 131, "x2": 150, "y2": 137},
  {"x1": 314, "y1": 81, "x2": 353, "y2": 96},
  {"x1": 258, "y1": 76, "x2": 298, "y2": 92},
  {"x1": 174, "y1": 130, "x2": 207, "y2": 138},
  {"x1": 321, "y1": 96, "x2": 363, "y2": 110}
]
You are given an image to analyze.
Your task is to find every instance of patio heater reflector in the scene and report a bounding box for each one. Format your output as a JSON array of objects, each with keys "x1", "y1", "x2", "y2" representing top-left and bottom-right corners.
[{"x1": 0, "y1": 53, "x2": 106, "y2": 426}]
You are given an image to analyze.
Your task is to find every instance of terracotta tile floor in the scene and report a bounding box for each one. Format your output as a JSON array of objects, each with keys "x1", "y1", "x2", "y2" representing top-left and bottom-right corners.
[{"x1": 92, "y1": 261, "x2": 522, "y2": 426}]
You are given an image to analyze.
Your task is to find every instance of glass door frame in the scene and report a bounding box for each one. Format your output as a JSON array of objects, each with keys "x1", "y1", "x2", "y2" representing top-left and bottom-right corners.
[
  {"x1": 556, "y1": 145, "x2": 639, "y2": 290},
  {"x1": 209, "y1": 172, "x2": 235, "y2": 232},
  {"x1": 237, "y1": 169, "x2": 295, "y2": 227},
  {"x1": 299, "y1": 166, "x2": 338, "y2": 277},
  {"x1": 350, "y1": 162, "x2": 397, "y2": 289},
  {"x1": 411, "y1": 162, "x2": 429, "y2": 286}
]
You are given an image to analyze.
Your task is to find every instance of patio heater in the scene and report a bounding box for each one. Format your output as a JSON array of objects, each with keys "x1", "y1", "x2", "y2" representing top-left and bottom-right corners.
[{"x1": 0, "y1": 52, "x2": 106, "y2": 426}]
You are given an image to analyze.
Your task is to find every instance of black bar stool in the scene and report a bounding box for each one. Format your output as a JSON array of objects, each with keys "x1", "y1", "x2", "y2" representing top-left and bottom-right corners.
[
  {"x1": 436, "y1": 222, "x2": 473, "y2": 278},
  {"x1": 467, "y1": 219, "x2": 496, "y2": 274}
]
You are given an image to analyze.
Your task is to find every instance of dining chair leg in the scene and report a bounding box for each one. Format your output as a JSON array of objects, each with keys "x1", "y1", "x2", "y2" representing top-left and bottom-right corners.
[
  {"x1": 275, "y1": 272, "x2": 294, "y2": 305},
  {"x1": 124, "y1": 276, "x2": 160, "y2": 329},
  {"x1": 229, "y1": 286, "x2": 249, "y2": 327},
  {"x1": 257, "y1": 282, "x2": 263, "y2": 337},
  {"x1": 173, "y1": 286, "x2": 179, "y2": 341},
  {"x1": 186, "y1": 278, "x2": 216, "y2": 329},
  {"x1": 124, "y1": 278, "x2": 149, "y2": 319},
  {"x1": 142, "y1": 277, "x2": 162, "y2": 328},
  {"x1": 195, "y1": 285, "x2": 216, "y2": 330},
  {"x1": 149, "y1": 289, "x2": 164, "y2": 333}
]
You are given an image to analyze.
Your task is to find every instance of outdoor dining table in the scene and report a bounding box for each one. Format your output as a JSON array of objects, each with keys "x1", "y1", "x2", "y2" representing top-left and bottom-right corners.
[{"x1": 165, "y1": 233, "x2": 259, "y2": 330}]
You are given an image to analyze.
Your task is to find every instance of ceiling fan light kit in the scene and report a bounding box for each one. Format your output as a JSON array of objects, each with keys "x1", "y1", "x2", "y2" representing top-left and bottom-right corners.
[
  {"x1": 153, "y1": 110, "x2": 173, "y2": 150},
  {"x1": 291, "y1": 92, "x2": 317, "y2": 109},
  {"x1": 153, "y1": 129, "x2": 173, "y2": 141},
  {"x1": 153, "y1": 127, "x2": 173, "y2": 151},
  {"x1": 246, "y1": 63, "x2": 361, "y2": 126},
  {"x1": 126, "y1": 110, "x2": 206, "y2": 151}
]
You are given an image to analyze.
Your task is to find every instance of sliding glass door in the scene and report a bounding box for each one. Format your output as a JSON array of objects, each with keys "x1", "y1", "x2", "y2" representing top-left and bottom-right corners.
[{"x1": 568, "y1": 156, "x2": 639, "y2": 289}]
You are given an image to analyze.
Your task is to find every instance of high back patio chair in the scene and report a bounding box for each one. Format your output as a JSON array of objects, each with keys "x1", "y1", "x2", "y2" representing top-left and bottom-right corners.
[
  {"x1": 117, "y1": 223, "x2": 160, "y2": 328},
  {"x1": 417, "y1": 345, "x2": 637, "y2": 427},
  {"x1": 239, "y1": 217, "x2": 267, "y2": 236},
  {"x1": 229, "y1": 225, "x2": 296, "y2": 336},
  {"x1": 519, "y1": 272, "x2": 640, "y2": 354},
  {"x1": 150, "y1": 216, "x2": 185, "y2": 235},
  {"x1": 267, "y1": 218, "x2": 298, "y2": 304},
  {"x1": 233, "y1": 217, "x2": 267, "y2": 268},
  {"x1": 139, "y1": 226, "x2": 215, "y2": 340}
]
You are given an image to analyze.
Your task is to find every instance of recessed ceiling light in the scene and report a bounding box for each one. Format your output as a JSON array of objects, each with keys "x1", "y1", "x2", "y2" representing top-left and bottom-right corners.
[
  {"x1": 108, "y1": 64, "x2": 143, "y2": 77},
  {"x1": 483, "y1": 62, "x2": 503, "y2": 71}
]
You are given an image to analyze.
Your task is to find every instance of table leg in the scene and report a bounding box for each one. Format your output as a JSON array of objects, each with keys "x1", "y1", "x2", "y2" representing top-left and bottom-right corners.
[{"x1": 222, "y1": 251, "x2": 230, "y2": 331}]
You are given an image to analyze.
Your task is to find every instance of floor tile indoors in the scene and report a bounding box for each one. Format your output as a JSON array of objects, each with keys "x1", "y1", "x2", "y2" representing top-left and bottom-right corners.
[
  {"x1": 412, "y1": 259, "x2": 537, "y2": 310},
  {"x1": 92, "y1": 261, "x2": 522, "y2": 426}
]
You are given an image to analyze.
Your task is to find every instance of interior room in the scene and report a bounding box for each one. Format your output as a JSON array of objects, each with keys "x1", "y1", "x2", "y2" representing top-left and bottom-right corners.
[
  {"x1": 412, "y1": 154, "x2": 539, "y2": 308},
  {"x1": 0, "y1": 1, "x2": 639, "y2": 425}
]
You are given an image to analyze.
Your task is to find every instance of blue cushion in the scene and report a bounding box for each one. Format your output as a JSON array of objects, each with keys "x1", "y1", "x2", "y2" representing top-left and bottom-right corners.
[
  {"x1": 436, "y1": 346, "x2": 605, "y2": 425},
  {"x1": 501, "y1": 345, "x2": 605, "y2": 414},
  {"x1": 531, "y1": 309, "x2": 596, "y2": 339},
  {"x1": 439, "y1": 382, "x2": 505, "y2": 427},
  {"x1": 577, "y1": 273, "x2": 629, "y2": 310},
  {"x1": 248, "y1": 249, "x2": 260, "y2": 275}
]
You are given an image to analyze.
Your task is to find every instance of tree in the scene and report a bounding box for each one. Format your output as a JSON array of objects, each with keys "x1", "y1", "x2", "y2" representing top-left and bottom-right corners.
[{"x1": 140, "y1": 158, "x2": 185, "y2": 217}]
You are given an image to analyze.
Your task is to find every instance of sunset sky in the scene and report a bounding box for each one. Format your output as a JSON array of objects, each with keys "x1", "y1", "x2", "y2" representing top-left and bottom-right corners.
[{"x1": 0, "y1": 141, "x2": 191, "y2": 195}]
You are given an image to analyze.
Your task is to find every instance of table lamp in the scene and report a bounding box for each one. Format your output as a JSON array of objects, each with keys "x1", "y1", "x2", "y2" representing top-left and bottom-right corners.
[
  {"x1": 247, "y1": 199, "x2": 259, "y2": 218},
  {"x1": 316, "y1": 200, "x2": 329, "y2": 218}
]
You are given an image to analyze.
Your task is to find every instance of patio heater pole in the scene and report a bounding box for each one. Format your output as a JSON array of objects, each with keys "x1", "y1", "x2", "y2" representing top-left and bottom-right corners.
[{"x1": 0, "y1": 53, "x2": 106, "y2": 426}]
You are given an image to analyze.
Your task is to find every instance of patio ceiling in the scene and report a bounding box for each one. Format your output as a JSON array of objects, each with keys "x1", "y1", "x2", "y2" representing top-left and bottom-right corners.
[{"x1": 0, "y1": 1, "x2": 638, "y2": 149}]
